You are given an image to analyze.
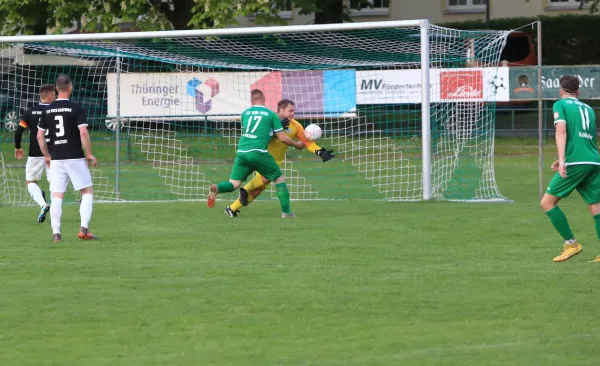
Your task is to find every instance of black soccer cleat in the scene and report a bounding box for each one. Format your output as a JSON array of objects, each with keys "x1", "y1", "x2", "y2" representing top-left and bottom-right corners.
[
  {"x1": 52, "y1": 233, "x2": 62, "y2": 243},
  {"x1": 224, "y1": 206, "x2": 240, "y2": 218},
  {"x1": 239, "y1": 188, "x2": 249, "y2": 206}
]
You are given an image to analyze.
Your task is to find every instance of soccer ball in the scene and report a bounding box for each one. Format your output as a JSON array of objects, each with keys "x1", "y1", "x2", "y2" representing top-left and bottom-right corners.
[{"x1": 304, "y1": 124, "x2": 322, "y2": 141}]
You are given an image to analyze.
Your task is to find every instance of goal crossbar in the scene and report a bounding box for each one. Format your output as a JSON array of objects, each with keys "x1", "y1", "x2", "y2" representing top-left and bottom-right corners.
[{"x1": 0, "y1": 19, "x2": 426, "y2": 44}]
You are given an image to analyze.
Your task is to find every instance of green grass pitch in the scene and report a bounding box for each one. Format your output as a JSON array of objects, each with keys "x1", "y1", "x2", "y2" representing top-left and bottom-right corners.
[{"x1": 1, "y1": 137, "x2": 600, "y2": 365}]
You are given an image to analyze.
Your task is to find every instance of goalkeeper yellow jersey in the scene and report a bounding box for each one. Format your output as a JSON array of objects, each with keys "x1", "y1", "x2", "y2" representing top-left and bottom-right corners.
[{"x1": 268, "y1": 119, "x2": 320, "y2": 163}]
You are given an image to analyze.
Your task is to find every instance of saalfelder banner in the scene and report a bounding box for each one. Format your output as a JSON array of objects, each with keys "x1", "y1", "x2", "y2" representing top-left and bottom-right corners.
[{"x1": 510, "y1": 66, "x2": 600, "y2": 100}]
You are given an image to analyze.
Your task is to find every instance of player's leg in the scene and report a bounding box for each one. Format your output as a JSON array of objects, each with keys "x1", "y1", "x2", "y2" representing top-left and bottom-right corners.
[
  {"x1": 48, "y1": 161, "x2": 69, "y2": 242},
  {"x1": 208, "y1": 154, "x2": 248, "y2": 208},
  {"x1": 227, "y1": 174, "x2": 272, "y2": 217},
  {"x1": 25, "y1": 157, "x2": 50, "y2": 222},
  {"x1": 240, "y1": 173, "x2": 269, "y2": 205},
  {"x1": 66, "y1": 159, "x2": 97, "y2": 240},
  {"x1": 574, "y1": 165, "x2": 600, "y2": 262},
  {"x1": 542, "y1": 166, "x2": 588, "y2": 262},
  {"x1": 255, "y1": 154, "x2": 293, "y2": 217}
]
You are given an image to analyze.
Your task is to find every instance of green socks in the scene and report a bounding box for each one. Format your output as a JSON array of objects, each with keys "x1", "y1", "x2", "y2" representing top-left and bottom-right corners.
[
  {"x1": 217, "y1": 182, "x2": 234, "y2": 193},
  {"x1": 546, "y1": 206, "x2": 575, "y2": 241},
  {"x1": 275, "y1": 182, "x2": 291, "y2": 214},
  {"x1": 594, "y1": 214, "x2": 600, "y2": 240}
]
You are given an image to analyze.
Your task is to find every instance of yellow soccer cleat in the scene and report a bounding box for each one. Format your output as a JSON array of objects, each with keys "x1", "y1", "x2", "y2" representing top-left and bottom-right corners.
[
  {"x1": 589, "y1": 256, "x2": 600, "y2": 263},
  {"x1": 553, "y1": 242, "x2": 583, "y2": 262}
]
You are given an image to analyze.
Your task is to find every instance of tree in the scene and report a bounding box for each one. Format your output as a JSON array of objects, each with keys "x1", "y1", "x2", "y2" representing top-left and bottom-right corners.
[{"x1": 0, "y1": 0, "x2": 374, "y2": 36}]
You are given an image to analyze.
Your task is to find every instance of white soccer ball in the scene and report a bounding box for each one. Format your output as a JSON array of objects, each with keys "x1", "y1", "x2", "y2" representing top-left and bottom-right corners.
[{"x1": 304, "y1": 124, "x2": 322, "y2": 141}]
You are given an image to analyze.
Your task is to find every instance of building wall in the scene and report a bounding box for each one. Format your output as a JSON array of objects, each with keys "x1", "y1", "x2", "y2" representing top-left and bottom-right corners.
[{"x1": 235, "y1": 0, "x2": 596, "y2": 28}]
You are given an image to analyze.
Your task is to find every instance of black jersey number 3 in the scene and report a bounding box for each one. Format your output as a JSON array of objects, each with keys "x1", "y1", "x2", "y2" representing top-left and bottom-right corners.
[{"x1": 54, "y1": 115, "x2": 66, "y2": 138}]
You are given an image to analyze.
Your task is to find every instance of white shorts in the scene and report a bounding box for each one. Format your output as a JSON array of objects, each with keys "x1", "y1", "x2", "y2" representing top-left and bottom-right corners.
[
  {"x1": 49, "y1": 159, "x2": 93, "y2": 193},
  {"x1": 25, "y1": 157, "x2": 49, "y2": 182}
]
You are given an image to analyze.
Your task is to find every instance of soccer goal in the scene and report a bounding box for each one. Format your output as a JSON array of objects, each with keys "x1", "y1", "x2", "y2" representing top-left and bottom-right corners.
[{"x1": 0, "y1": 19, "x2": 511, "y2": 205}]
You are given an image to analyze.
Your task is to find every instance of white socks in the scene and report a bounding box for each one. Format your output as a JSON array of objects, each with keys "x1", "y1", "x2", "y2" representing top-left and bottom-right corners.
[
  {"x1": 50, "y1": 197, "x2": 63, "y2": 234},
  {"x1": 27, "y1": 183, "x2": 47, "y2": 208},
  {"x1": 80, "y1": 193, "x2": 93, "y2": 229}
]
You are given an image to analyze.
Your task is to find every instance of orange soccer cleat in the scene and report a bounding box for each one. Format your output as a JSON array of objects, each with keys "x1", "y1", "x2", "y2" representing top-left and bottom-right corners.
[
  {"x1": 207, "y1": 184, "x2": 217, "y2": 208},
  {"x1": 78, "y1": 227, "x2": 99, "y2": 240}
]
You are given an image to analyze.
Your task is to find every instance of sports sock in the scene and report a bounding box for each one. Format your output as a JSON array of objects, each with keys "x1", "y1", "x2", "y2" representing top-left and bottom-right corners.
[
  {"x1": 28, "y1": 183, "x2": 47, "y2": 208},
  {"x1": 594, "y1": 214, "x2": 600, "y2": 240},
  {"x1": 230, "y1": 199, "x2": 243, "y2": 211},
  {"x1": 80, "y1": 193, "x2": 93, "y2": 229},
  {"x1": 50, "y1": 197, "x2": 63, "y2": 234},
  {"x1": 246, "y1": 178, "x2": 265, "y2": 191},
  {"x1": 216, "y1": 181, "x2": 234, "y2": 193},
  {"x1": 546, "y1": 206, "x2": 575, "y2": 242},
  {"x1": 275, "y1": 182, "x2": 291, "y2": 214}
]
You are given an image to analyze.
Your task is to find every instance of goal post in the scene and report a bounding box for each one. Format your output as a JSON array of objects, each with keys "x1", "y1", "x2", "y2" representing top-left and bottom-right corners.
[{"x1": 0, "y1": 20, "x2": 511, "y2": 206}]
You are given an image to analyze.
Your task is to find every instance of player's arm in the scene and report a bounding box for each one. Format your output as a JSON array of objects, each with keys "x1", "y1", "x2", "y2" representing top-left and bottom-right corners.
[
  {"x1": 275, "y1": 116, "x2": 304, "y2": 150},
  {"x1": 292, "y1": 120, "x2": 335, "y2": 162},
  {"x1": 14, "y1": 112, "x2": 29, "y2": 159},
  {"x1": 553, "y1": 102, "x2": 567, "y2": 178},
  {"x1": 77, "y1": 106, "x2": 97, "y2": 167},
  {"x1": 37, "y1": 113, "x2": 51, "y2": 166}
]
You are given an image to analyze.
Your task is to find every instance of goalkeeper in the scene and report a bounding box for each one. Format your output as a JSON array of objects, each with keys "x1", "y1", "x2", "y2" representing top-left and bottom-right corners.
[{"x1": 225, "y1": 99, "x2": 335, "y2": 217}]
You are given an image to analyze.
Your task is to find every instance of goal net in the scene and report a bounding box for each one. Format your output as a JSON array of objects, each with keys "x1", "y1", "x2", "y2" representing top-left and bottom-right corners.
[{"x1": 0, "y1": 20, "x2": 510, "y2": 206}]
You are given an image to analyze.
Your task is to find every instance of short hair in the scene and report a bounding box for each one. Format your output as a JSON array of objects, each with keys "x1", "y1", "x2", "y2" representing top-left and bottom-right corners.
[
  {"x1": 55, "y1": 74, "x2": 72, "y2": 92},
  {"x1": 39, "y1": 84, "x2": 55, "y2": 97},
  {"x1": 277, "y1": 99, "x2": 295, "y2": 111},
  {"x1": 250, "y1": 89, "x2": 265, "y2": 102},
  {"x1": 560, "y1": 75, "x2": 579, "y2": 94}
]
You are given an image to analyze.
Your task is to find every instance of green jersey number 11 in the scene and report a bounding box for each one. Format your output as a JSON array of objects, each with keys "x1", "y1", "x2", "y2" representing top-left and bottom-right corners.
[{"x1": 579, "y1": 106, "x2": 590, "y2": 131}]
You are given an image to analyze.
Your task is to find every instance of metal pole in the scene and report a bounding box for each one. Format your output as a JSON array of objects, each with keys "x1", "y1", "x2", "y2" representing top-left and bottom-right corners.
[
  {"x1": 115, "y1": 49, "x2": 122, "y2": 200},
  {"x1": 420, "y1": 19, "x2": 432, "y2": 200},
  {"x1": 537, "y1": 21, "x2": 543, "y2": 200},
  {"x1": 485, "y1": 0, "x2": 491, "y2": 24}
]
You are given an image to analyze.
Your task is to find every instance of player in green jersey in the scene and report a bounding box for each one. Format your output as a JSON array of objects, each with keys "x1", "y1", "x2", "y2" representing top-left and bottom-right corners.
[
  {"x1": 540, "y1": 75, "x2": 600, "y2": 262},
  {"x1": 207, "y1": 89, "x2": 305, "y2": 218}
]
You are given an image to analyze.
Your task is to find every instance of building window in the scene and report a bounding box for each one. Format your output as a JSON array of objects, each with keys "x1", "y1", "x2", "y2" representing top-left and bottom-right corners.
[
  {"x1": 547, "y1": 0, "x2": 581, "y2": 8},
  {"x1": 350, "y1": 0, "x2": 390, "y2": 17},
  {"x1": 278, "y1": 0, "x2": 293, "y2": 19},
  {"x1": 447, "y1": 0, "x2": 487, "y2": 12}
]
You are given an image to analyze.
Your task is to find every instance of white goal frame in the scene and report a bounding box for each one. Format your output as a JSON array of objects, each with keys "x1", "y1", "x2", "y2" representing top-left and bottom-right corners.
[{"x1": 0, "y1": 19, "x2": 434, "y2": 201}]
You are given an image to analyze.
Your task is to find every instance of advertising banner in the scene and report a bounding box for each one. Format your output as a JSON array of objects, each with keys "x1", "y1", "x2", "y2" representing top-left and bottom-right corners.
[
  {"x1": 509, "y1": 66, "x2": 600, "y2": 100},
  {"x1": 355, "y1": 67, "x2": 510, "y2": 104},
  {"x1": 107, "y1": 70, "x2": 357, "y2": 119}
]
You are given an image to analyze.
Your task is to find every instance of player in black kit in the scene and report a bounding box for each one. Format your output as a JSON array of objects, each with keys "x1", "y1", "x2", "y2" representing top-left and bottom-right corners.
[
  {"x1": 14, "y1": 84, "x2": 56, "y2": 223},
  {"x1": 37, "y1": 74, "x2": 98, "y2": 243}
]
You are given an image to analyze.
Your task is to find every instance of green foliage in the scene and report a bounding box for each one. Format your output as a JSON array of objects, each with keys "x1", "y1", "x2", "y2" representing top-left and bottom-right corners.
[
  {"x1": 0, "y1": 0, "x2": 375, "y2": 36},
  {"x1": 189, "y1": 0, "x2": 285, "y2": 29},
  {"x1": 439, "y1": 14, "x2": 600, "y2": 65}
]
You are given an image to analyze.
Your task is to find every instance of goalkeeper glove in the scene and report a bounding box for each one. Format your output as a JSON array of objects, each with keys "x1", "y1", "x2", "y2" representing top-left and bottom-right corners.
[
  {"x1": 280, "y1": 118, "x2": 290, "y2": 129},
  {"x1": 316, "y1": 147, "x2": 335, "y2": 162}
]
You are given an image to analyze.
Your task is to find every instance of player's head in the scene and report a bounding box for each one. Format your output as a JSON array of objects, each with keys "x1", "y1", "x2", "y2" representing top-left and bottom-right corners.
[
  {"x1": 559, "y1": 75, "x2": 580, "y2": 98},
  {"x1": 55, "y1": 74, "x2": 73, "y2": 95},
  {"x1": 39, "y1": 84, "x2": 56, "y2": 103},
  {"x1": 277, "y1": 99, "x2": 295, "y2": 120},
  {"x1": 250, "y1": 89, "x2": 265, "y2": 105}
]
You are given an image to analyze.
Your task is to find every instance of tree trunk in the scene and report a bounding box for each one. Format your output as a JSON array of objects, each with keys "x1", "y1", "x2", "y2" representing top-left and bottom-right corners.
[
  {"x1": 314, "y1": 0, "x2": 344, "y2": 24},
  {"x1": 166, "y1": 0, "x2": 195, "y2": 30}
]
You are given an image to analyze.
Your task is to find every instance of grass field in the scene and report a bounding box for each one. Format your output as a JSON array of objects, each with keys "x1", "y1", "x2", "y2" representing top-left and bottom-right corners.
[{"x1": 2, "y1": 137, "x2": 600, "y2": 365}]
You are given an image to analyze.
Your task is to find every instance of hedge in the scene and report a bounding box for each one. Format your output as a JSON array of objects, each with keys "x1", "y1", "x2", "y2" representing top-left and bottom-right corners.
[{"x1": 439, "y1": 14, "x2": 600, "y2": 65}]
